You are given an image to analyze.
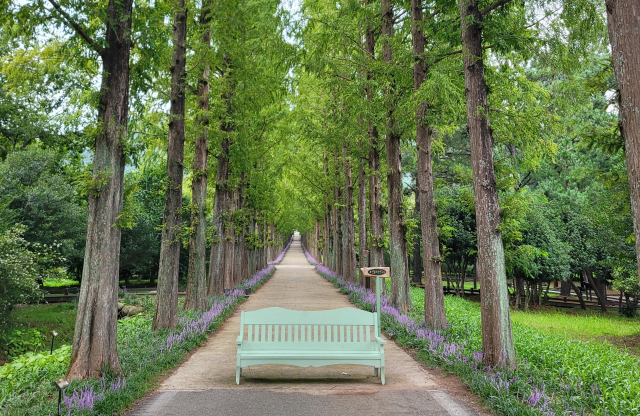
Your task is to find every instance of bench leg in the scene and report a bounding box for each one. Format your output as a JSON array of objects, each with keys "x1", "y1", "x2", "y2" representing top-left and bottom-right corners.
[
  {"x1": 374, "y1": 367, "x2": 378, "y2": 377},
  {"x1": 380, "y1": 367, "x2": 385, "y2": 385},
  {"x1": 236, "y1": 367, "x2": 241, "y2": 385}
]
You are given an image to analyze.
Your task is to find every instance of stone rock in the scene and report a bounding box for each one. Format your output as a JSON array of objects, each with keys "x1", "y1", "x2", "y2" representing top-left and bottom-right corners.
[{"x1": 121, "y1": 305, "x2": 144, "y2": 316}]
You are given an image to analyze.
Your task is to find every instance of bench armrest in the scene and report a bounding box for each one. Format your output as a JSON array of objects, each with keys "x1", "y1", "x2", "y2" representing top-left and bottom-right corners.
[
  {"x1": 236, "y1": 335, "x2": 243, "y2": 345},
  {"x1": 374, "y1": 336, "x2": 386, "y2": 346}
]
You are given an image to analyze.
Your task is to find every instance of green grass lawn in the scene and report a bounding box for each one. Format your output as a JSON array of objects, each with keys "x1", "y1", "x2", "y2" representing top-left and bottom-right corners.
[
  {"x1": 42, "y1": 277, "x2": 79, "y2": 288},
  {"x1": 511, "y1": 307, "x2": 640, "y2": 354}
]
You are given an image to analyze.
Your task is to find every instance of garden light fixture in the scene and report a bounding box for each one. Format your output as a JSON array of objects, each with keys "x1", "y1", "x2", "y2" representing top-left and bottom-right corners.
[
  {"x1": 50, "y1": 330, "x2": 58, "y2": 354},
  {"x1": 54, "y1": 377, "x2": 69, "y2": 416}
]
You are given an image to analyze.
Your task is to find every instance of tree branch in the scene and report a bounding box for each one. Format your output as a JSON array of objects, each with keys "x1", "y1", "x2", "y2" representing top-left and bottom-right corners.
[
  {"x1": 46, "y1": 0, "x2": 103, "y2": 55},
  {"x1": 480, "y1": 0, "x2": 516, "y2": 16}
]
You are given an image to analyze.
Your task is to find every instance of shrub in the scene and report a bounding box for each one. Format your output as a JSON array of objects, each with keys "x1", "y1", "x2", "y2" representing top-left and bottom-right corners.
[{"x1": 0, "y1": 226, "x2": 43, "y2": 327}]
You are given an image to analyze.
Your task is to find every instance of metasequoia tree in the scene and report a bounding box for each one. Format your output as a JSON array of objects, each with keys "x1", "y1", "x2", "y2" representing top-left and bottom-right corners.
[
  {"x1": 382, "y1": 0, "x2": 411, "y2": 310},
  {"x1": 411, "y1": 0, "x2": 446, "y2": 329},
  {"x1": 184, "y1": 0, "x2": 212, "y2": 310},
  {"x1": 459, "y1": 0, "x2": 516, "y2": 368},
  {"x1": 43, "y1": 0, "x2": 133, "y2": 379},
  {"x1": 365, "y1": 0, "x2": 385, "y2": 271},
  {"x1": 342, "y1": 147, "x2": 356, "y2": 281},
  {"x1": 605, "y1": 0, "x2": 640, "y2": 285},
  {"x1": 153, "y1": 0, "x2": 187, "y2": 330}
]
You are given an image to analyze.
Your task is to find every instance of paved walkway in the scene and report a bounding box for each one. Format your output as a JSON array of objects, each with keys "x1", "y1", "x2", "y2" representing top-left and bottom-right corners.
[{"x1": 129, "y1": 234, "x2": 482, "y2": 416}]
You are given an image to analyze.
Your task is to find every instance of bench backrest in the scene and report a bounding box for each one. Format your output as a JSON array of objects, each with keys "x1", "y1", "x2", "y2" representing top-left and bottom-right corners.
[{"x1": 239, "y1": 307, "x2": 379, "y2": 351}]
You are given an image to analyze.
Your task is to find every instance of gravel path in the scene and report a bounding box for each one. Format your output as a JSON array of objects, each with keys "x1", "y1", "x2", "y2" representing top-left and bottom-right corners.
[{"x1": 128, "y1": 233, "x2": 485, "y2": 416}]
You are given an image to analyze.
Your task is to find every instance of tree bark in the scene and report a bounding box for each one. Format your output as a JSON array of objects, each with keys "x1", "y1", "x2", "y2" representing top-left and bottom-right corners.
[
  {"x1": 382, "y1": 0, "x2": 411, "y2": 310},
  {"x1": 459, "y1": 0, "x2": 515, "y2": 368},
  {"x1": 207, "y1": 137, "x2": 230, "y2": 296},
  {"x1": 365, "y1": 7, "x2": 384, "y2": 270},
  {"x1": 153, "y1": 0, "x2": 187, "y2": 331},
  {"x1": 342, "y1": 148, "x2": 357, "y2": 281},
  {"x1": 333, "y1": 157, "x2": 342, "y2": 274},
  {"x1": 223, "y1": 190, "x2": 236, "y2": 289},
  {"x1": 67, "y1": 0, "x2": 132, "y2": 380},
  {"x1": 185, "y1": 0, "x2": 211, "y2": 310},
  {"x1": 412, "y1": 0, "x2": 446, "y2": 328},
  {"x1": 358, "y1": 153, "x2": 369, "y2": 285},
  {"x1": 606, "y1": 0, "x2": 640, "y2": 286},
  {"x1": 207, "y1": 55, "x2": 234, "y2": 296}
]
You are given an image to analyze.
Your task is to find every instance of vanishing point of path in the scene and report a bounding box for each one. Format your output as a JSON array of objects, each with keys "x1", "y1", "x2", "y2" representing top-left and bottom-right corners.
[{"x1": 129, "y1": 235, "x2": 486, "y2": 416}]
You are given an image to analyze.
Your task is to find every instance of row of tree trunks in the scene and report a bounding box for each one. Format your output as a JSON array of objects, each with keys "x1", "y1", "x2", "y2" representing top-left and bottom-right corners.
[{"x1": 152, "y1": 0, "x2": 187, "y2": 331}]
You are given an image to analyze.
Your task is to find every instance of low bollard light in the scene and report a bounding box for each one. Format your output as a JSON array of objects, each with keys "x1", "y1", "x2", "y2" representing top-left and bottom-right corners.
[
  {"x1": 54, "y1": 377, "x2": 69, "y2": 416},
  {"x1": 50, "y1": 330, "x2": 58, "y2": 354}
]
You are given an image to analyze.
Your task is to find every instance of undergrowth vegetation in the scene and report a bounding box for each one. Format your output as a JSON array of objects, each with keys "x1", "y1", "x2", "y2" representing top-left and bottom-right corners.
[
  {"x1": 317, "y1": 263, "x2": 640, "y2": 416},
  {"x1": 0, "y1": 265, "x2": 276, "y2": 415}
]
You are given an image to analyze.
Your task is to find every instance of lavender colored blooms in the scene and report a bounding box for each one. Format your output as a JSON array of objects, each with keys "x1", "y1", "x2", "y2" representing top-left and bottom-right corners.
[
  {"x1": 301, "y1": 244, "x2": 317, "y2": 264},
  {"x1": 63, "y1": 385, "x2": 103, "y2": 415}
]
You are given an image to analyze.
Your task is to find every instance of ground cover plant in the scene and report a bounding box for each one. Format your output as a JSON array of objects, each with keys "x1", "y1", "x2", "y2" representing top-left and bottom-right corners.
[
  {"x1": 0, "y1": 265, "x2": 276, "y2": 415},
  {"x1": 510, "y1": 308, "x2": 640, "y2": 355},
  {"x1": 0, "y1": 302, "x2": 77, "y2": 360},
  {"x1": 314, "y1": 260, "x2": 640, "y2": 416}
]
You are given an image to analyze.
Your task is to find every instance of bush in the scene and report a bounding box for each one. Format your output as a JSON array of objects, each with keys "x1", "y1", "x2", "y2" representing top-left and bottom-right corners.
[
  {"x1": 0, "y1": 328, "x2": 46, "y2": 360},
  {"x1": 0, "y1": 226, "x2": 43, "y2": 327}
]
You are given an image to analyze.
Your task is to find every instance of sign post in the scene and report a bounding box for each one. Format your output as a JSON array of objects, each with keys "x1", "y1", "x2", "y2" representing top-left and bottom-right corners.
[{"x1": 360, "y1": 267, "x2": 390, "y2": 337}]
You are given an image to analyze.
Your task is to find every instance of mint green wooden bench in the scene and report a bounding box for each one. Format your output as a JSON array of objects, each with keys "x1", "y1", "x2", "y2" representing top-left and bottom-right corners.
[{"x1": 236, "y1": 307, "x2": 386, "y2": 385}]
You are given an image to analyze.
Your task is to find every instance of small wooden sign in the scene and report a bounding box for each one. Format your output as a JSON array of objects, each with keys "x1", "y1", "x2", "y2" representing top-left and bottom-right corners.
[{"x1": 360, "y1": 267, "x2": 390, "y2": 278}]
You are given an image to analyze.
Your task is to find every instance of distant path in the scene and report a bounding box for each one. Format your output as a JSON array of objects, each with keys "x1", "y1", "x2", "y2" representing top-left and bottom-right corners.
[{"x1": 128, "y1": 233, "x2": 485, "y2": 416}]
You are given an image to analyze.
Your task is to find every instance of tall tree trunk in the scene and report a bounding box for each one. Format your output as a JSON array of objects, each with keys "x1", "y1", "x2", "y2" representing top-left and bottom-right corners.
[
  {"x1": 207, "y1": 138, "x2": 229, "y2": 296},
  {"x1": 67, "y1": 0, "x2": 132, "y2": 380},
  {"x1": 411, "y1": 201, "x2": 422, "y2": 284},
  {"x1": 342, "y1": 148, "x2": 357, "y2": 281},
  {"x1": 459, "y1": 0, "x2": 515, "y2": 369},
  {"x1": 606, "y1": 0, "x2": 640, "y2": 286},
  {"x1": 366, "y1": 8, "x2": 384, "y2": 270},
  {"x1": 382, "y1": 0, "x2": 410, "y2": 310},
  {"x1": 224, "y1": 190, "x2": 236, "y2": 289},
  {"x1": 412, "y1": 0, "x2": 446, "y2": 328},
  {"x1": 185, "y1": 0, "x2": 211, "y2": 310},
  {"x1": 333, "y1": 165, "x2": 342, "y2": 274},
  {"x1": 207, "y1": 55, "x2": 234, "y2": 295},
  {"x1": 358, "y1": 153, "x2": 369, "y2": 286},
  {"x1": 153, "y1": 1, "x2": 187, "y2": 331}
]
